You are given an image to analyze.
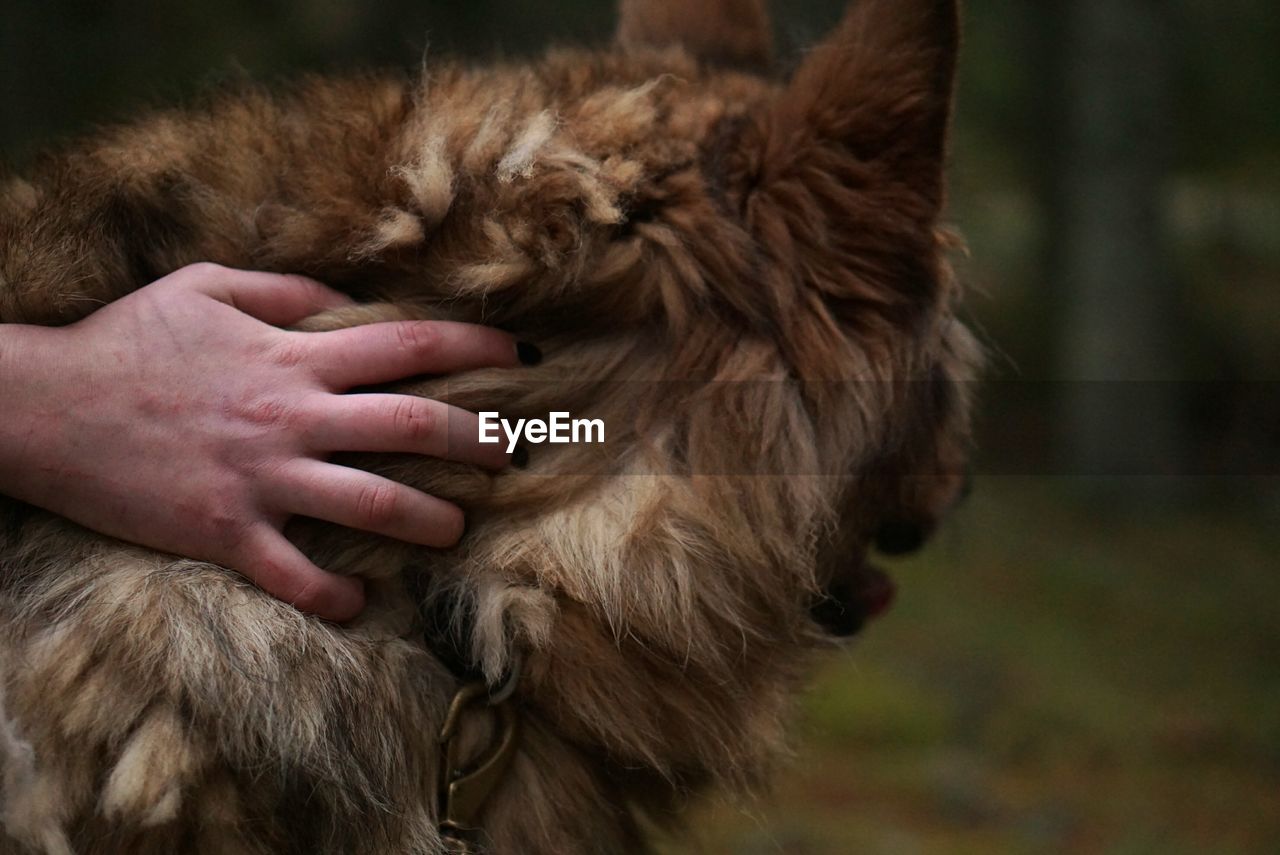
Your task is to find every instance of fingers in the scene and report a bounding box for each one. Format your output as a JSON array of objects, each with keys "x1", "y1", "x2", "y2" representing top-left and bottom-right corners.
[
  {"x1": 302, "y1": 393, "x2": 510, "y2": 470},
  {"x1": 303, "y1": 320, "x2": 532, "y2": 390},
  {"x1": 264, "y1": 459, "x2": 466, "y2": 549},
  {"x1": 176, "y1": 263, "x2": 355, "y2": 326},
  {"x1": 234, "y1": 525, "x2": 366, "y2": 622}
]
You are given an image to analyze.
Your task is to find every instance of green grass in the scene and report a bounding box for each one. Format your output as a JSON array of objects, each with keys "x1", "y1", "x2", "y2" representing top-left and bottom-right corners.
[{"x1": 661, "y1": 481, "x2": 1280, "y2": 854}]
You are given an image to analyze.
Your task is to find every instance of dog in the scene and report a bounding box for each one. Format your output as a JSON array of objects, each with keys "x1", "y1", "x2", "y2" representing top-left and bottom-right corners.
[{"x1": 0, "y1": 0, "x2": 979, "y2": 851}]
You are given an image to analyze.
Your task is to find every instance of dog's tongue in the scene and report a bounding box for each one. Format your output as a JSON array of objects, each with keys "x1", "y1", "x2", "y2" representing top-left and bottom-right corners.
[
  {"x1": 852, "y1": 562, "x2": 896, "y2": 621},
  {"x1": 811, "y1": 560, "x2": 897, "y2": 637}
]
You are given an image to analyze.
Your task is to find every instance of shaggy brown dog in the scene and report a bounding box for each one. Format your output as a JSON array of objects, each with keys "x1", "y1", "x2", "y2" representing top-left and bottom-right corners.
[{"x1": 0, "y1": 0, "x2": 979, "y2": 851}]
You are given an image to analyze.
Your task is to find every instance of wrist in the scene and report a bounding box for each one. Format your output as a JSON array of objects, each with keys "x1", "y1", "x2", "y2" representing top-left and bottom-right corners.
[{"x1": 0, "y1": 324, "x2": 72, "y2": 503}]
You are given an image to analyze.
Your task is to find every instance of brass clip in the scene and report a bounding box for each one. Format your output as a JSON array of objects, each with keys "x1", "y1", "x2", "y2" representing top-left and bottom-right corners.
[{"x1": 437, "y1": 678, "x2": 520, "y2": 846}]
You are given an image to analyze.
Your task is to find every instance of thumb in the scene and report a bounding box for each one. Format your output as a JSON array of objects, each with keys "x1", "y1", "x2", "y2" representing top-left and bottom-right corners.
[
  {"x1": 233, "y1": 526, "x2": 366, "y2": 622},
  {"x1": 182, "y1": 264, "x2": 356, "y2": 327}
]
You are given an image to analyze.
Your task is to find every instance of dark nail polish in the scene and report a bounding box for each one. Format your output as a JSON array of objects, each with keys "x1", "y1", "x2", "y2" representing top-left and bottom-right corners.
[
  {"x1": 511, "y1": 444, "x2": 529, "y2": 469},
  {"x1": 875, "y1": 521, "x2": 927, "y2": 556},
  {"x1": 516, "y1": 341, "x2": 543, "y2": 366}
]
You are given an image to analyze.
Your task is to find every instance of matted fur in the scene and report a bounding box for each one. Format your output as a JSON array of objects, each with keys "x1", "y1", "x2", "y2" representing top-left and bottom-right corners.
[{"x1": 0, "y1": 1, "x2": 979, "y2": 852}]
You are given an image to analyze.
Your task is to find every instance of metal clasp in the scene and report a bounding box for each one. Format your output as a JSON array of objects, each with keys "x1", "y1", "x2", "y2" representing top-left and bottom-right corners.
[{"x1": 437, "y1": 671, "x2": 521, "y2": 847}]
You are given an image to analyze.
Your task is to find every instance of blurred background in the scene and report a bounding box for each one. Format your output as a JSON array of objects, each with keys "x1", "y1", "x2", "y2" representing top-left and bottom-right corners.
[{"x1": 2, "y1": 1, "x2": 1276, "y2": 851}]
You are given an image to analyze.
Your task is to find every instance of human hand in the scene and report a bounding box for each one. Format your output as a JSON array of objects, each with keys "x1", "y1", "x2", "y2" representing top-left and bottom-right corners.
[{"x1": 0, "y1": 263, "x2": 534, "y2": 621}]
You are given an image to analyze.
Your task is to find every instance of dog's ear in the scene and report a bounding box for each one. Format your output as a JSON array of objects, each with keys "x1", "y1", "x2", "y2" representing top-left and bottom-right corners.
[
  {"x1": 617, "y1": 0, "x2": 773, "y2": 68},
  {"x1": 765, "y1": 0, "x2": 960, "y2": 214}
]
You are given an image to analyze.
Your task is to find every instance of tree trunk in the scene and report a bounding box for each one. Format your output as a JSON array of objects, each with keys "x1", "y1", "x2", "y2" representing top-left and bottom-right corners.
[{"x1": 1054, "y1": 0, "x2": 1185, "y2": 485}]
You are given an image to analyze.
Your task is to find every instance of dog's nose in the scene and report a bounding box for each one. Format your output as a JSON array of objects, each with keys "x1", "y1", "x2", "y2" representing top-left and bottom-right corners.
[
  {"x1": 874, "y1": 521, "x2": 928, "y2": 556},
  {"x1": 874, "y1": 465, "x2": 973, "y2": 556}
]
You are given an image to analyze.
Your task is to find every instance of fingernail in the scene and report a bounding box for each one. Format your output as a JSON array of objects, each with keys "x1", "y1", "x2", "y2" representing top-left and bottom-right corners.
[
  {"x1": 516, "y1": 341, "x2": 543, "y2": 366},
  {"x1": 511, "y1": 444, "x2": 530, "y2": 469}
]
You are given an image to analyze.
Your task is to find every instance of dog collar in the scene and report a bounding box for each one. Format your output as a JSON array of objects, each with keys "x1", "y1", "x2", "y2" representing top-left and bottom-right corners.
[{"x1": 437, "y1": 661, "x2": 522, "y2": 853}]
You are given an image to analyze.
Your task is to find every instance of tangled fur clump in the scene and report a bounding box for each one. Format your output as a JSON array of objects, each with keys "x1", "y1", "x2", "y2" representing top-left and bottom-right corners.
[{"x1": 0, "y1": 0, "x2": 979, "y2": 851}]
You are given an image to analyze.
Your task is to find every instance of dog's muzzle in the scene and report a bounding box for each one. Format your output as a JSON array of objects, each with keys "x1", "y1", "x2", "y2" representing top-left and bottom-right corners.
[{"x1": 810, "y1": 556, "x2": 897, "y2": 637}]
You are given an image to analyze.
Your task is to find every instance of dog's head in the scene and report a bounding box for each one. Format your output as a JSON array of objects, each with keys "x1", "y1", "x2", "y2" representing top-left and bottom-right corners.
[
  {"x1": 308, "y1": 0, "x2": 979, "y2": 800},
  {"x1": 606, "y1": 0, "x2": 981, "y2": 637}
]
